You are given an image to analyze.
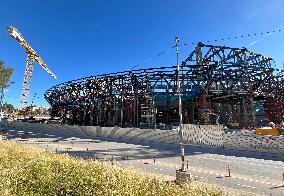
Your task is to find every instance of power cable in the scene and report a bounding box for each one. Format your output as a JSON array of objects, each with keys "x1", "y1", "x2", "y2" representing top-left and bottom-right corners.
[{"x1": 130, "y1": 27, "x2": 284, "y2": 70}]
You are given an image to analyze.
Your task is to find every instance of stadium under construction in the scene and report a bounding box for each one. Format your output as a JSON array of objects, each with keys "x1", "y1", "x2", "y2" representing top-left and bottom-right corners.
[{"x1": 44, "y1": 42, "x2": 284, "y2": 128}]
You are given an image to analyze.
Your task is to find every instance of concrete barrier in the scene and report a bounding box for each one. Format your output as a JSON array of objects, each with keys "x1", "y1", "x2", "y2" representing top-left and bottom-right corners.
[
  {"x1": 224, "y1": 133, "x2": 284, "y2": 154},
  {"x1": 1, "y1": 121, "x2": 283, "y2": 154},
  {"x1": 181, "y1": 124, "x2": 224, "y2": 147}
]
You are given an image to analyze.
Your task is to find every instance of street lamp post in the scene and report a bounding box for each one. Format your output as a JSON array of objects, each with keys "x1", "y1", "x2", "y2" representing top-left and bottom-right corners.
[{"x1": 175, "y1": 36, "x2": 186, "y2": 171}]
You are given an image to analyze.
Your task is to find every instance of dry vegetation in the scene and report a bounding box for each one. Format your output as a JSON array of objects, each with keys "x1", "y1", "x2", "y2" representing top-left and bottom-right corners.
[{"x1": 0, "y1": 140, "x2": 223, "y2": 195}]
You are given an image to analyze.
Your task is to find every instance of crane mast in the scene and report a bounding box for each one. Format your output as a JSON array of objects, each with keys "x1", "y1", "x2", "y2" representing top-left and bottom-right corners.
[{"x1": 7, "y1": 26, "x2": 57, "y2": 108}]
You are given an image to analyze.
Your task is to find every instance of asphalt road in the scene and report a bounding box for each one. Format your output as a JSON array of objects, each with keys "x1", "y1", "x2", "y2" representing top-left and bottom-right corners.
[{"x1": 2, "y1": 128, "x2": 284, "y2": 196}]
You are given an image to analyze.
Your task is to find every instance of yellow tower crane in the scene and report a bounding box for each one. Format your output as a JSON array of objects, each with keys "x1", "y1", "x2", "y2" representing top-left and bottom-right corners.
[{"x1": 7, "y1": 26, "x2": 57, "y2": 108}]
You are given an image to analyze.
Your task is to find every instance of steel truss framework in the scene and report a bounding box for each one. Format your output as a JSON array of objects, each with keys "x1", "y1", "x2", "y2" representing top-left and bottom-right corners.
[{"x1": 45, "y1": 43, "x2": 284, "y2": 127}]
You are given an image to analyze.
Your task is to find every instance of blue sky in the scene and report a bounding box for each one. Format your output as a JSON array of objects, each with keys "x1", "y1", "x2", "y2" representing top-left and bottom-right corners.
[{"x1": 0, "y1": 0, "x2": 284, "y2": 107}]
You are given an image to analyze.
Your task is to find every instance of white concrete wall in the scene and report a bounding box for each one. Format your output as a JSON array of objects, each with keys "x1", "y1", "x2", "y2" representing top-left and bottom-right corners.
[
  {"x1": 181, "y1": 124, "x2": 225, "y2": 147},
  {"x1": 224, "y1": 133, "x2": 284, "y2": 154},
  {"x1": 1, "y1": 121, "x2": 283, "y2": 154}
]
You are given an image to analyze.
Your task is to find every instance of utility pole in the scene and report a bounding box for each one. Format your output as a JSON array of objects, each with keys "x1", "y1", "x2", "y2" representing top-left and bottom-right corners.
[{"x1": 176, "y1": 36, "x2": 186, "y2": 171}]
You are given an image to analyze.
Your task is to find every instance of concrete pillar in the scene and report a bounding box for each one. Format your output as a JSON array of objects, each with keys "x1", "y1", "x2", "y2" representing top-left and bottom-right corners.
[{"x1": 176, "y1": 169, "x2": 191, "y2": 184}]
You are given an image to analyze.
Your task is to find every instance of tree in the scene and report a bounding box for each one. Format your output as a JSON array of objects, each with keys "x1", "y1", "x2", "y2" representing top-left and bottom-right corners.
[
  {"x1": 2, "y1": 103, "x2": 14, "y2": 114},
  {"x1": 0, "y1": 60, "x2": 14, "y2": 116},
  {"x1": 0, "y1": 60, "x2": 14, "y2": 89},
  {"x1": 17, "y1": 106, "x2": 32, "y2": 117}
]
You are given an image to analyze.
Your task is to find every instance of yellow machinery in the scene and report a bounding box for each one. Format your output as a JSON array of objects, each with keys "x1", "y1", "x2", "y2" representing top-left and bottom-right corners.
[
  {"x1": 7, "y1": 26, "x2": 57, "y2": 108},
  {"x1": 255, "y1": 127, "x2": 279, "y2": 136}
]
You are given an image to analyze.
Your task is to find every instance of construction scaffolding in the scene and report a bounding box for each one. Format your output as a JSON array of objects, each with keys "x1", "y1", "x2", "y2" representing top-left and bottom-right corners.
[{"x1": 44, "y1": 43, "x2": 284, "y2": 128}]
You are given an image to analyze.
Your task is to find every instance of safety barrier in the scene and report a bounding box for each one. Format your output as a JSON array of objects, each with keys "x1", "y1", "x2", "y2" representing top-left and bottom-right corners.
[{"x1": 1, "y1": 121, "x2": 283, "y2": 154}]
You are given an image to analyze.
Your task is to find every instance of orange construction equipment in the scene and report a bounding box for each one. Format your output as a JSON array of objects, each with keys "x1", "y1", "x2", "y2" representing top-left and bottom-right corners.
[{"x1": 255, "y1": 127, "x2": 279, "y2": 136}]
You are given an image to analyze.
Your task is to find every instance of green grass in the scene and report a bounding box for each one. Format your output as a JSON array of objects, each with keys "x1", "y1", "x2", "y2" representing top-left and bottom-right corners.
[{"x1": 0, "y1": 140, "x2": 222, "y2": 196}]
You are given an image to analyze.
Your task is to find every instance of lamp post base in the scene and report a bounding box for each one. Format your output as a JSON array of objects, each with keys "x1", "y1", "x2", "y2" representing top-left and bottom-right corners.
[{"x1": 176, "y1": 169, "x2": 191, "y2": 184}]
